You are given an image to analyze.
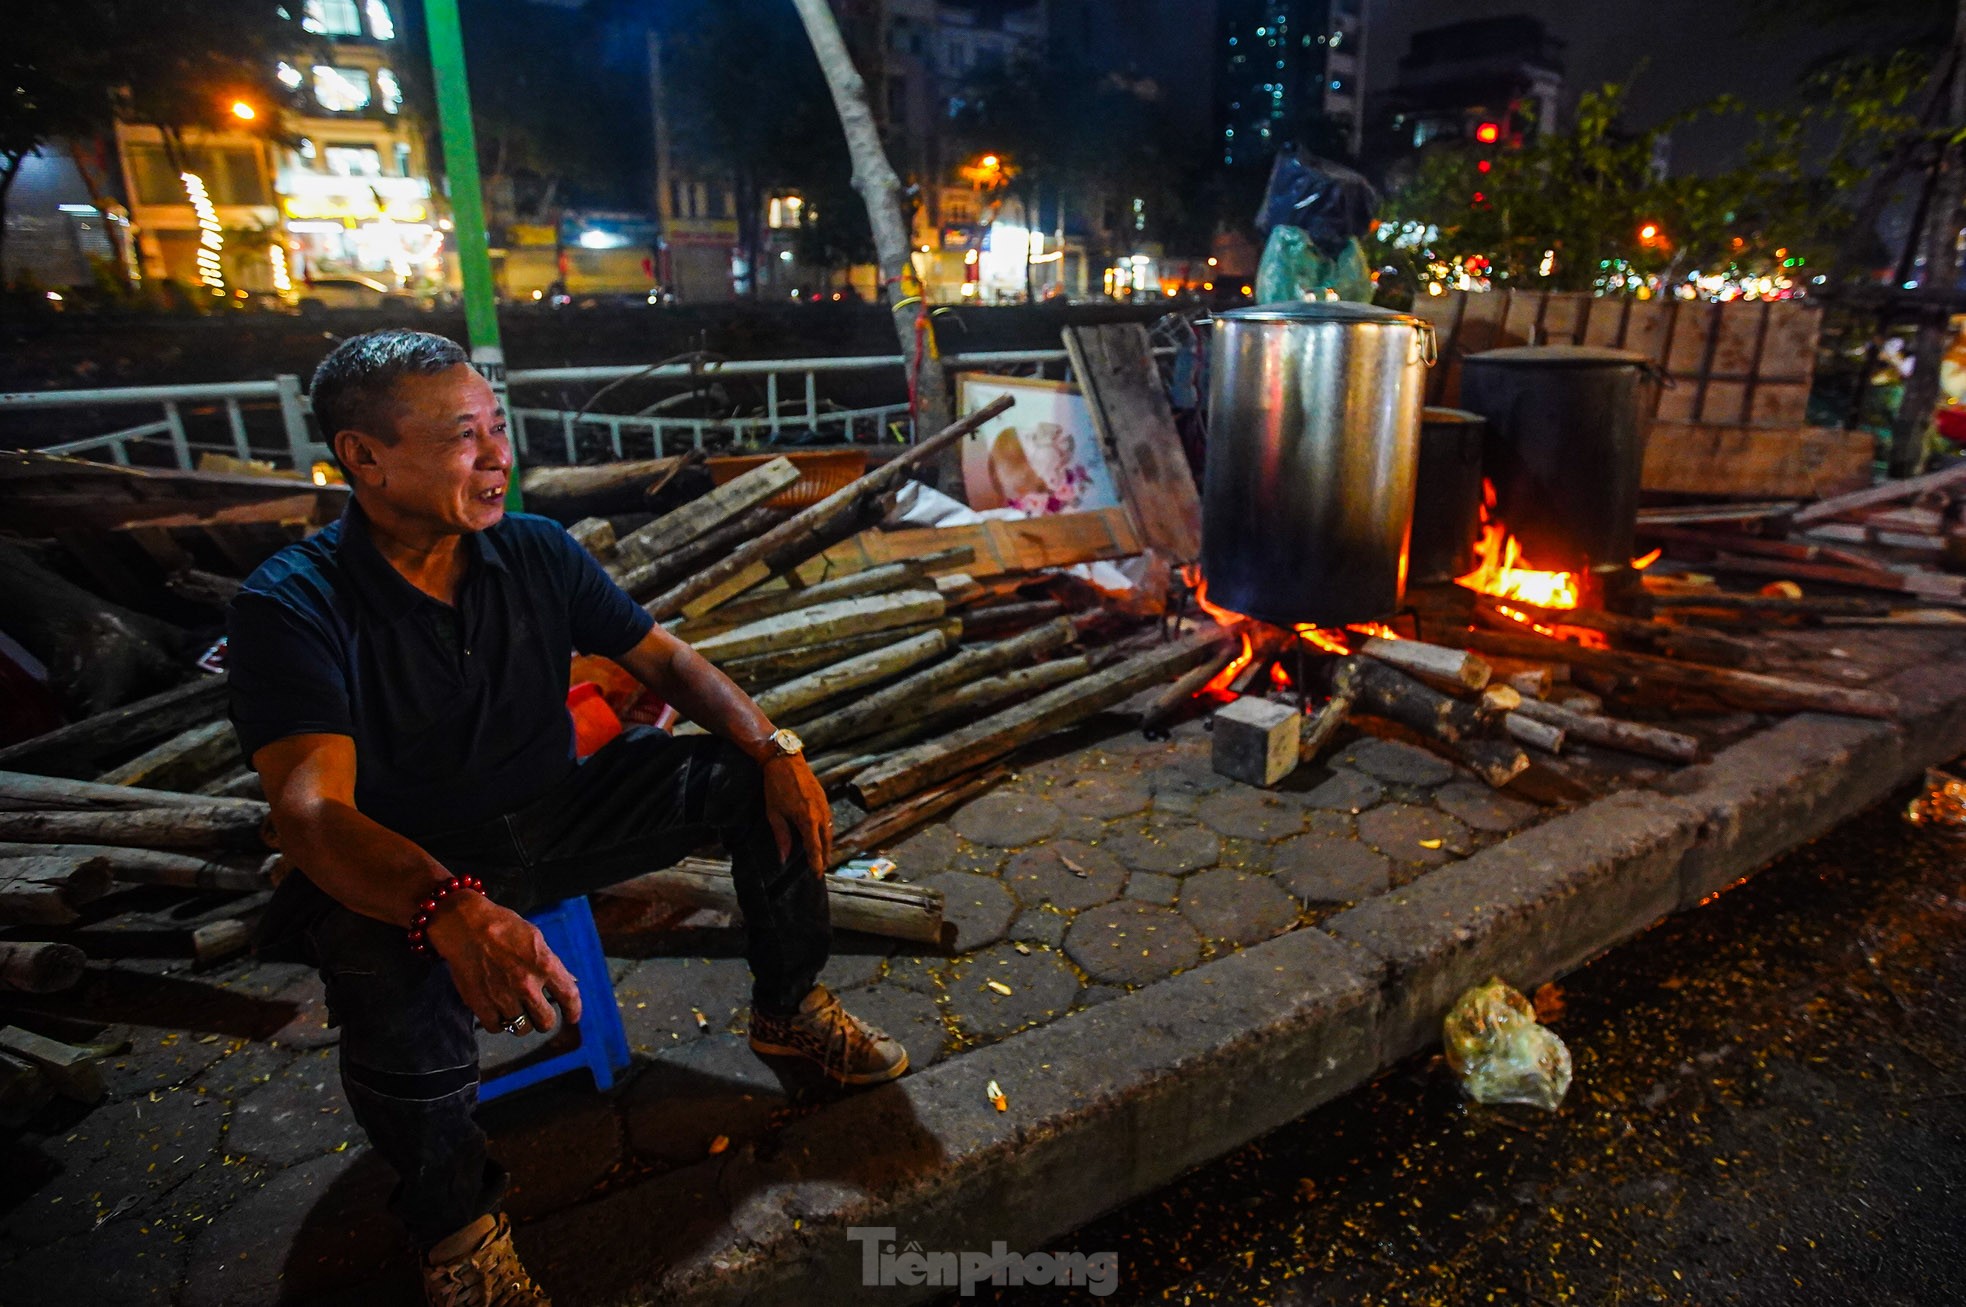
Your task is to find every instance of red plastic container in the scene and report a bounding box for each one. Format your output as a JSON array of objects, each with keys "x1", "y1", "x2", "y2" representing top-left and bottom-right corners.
[{"x1": 566, "y1": 682, "x2": 623, "y2": 758}]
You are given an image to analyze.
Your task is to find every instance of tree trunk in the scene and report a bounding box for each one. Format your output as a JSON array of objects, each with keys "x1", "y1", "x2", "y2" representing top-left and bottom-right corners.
[
  {"x1": 64, "y1": 139, "x2": 134, "y2": 293},
  {"x1": 1890, "y1": 0, "x2": 1966, "y2": 478},
  {"x1": 789, "y1": 0, "x2": 953, "y2": 450},
  {"x1": 0, "y1": 154, "x2": 21, "y2": 294}
]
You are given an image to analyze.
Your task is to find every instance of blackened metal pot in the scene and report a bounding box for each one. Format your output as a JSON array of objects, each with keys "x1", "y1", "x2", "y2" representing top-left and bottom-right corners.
[
  {"x1": 1458, "y1": 345, "x2": 1655, "y2": 576},
  {"x1": 1408, "y1": 406, "x2": 1487, "y2": 584},
  {"x1": 1202, "y1": 301, "x2": 1435, "y2": 627}
]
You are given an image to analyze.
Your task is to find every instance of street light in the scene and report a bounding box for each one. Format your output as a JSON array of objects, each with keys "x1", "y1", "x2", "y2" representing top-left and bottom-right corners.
[{"x1": 230, "y1": 101, "x2": 257, "y2": 121}]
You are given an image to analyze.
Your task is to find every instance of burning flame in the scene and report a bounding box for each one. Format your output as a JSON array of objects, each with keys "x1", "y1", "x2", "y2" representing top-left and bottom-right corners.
[
  {"x1": 1204, "y1": 632, "x2": 1255, "y2": 695},
  {"x1": 1270, "y1": 662, "x2": 1294, "y2": 690},
  {"x1": 1455, "y1": 482, "x2": 1583, "y2": 610},
  {"x1": 1295, "y1": 625, "x2": 1352, "y2": 655}
]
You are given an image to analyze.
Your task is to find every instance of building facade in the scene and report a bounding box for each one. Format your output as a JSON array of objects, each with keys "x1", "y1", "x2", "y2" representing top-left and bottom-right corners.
[
  {"x1": 1379, "y1": 15, "x2": 1565, "y2": 155},
  {"x1": 1217, "y1": 0, "x2": 1367, "y2": 167}
]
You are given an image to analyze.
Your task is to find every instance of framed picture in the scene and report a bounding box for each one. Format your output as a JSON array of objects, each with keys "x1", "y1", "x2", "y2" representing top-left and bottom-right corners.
[{"x1": 955, "y1": 373, "x2": 1124, "y2": 517}]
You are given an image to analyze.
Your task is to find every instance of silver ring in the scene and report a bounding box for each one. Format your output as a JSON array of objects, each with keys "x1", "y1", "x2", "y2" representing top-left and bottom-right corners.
[{"x1": 501, "y1": 1014, "x2": 530, "y2": 1036}]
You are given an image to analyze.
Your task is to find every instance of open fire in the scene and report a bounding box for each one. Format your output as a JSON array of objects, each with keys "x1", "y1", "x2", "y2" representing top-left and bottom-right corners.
[{"x1": 1451, "y1": 481, "x2": 1659, "y2": 649}]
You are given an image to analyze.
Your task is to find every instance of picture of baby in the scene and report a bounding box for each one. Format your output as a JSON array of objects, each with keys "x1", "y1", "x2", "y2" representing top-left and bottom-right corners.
[{"x1": 957, "y1": 375, "x2": 1123, "y2": 517}]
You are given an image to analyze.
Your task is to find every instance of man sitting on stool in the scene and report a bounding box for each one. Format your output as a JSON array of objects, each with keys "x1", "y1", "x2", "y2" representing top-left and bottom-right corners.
[{"x1": 229, "y1": 329, "x2": 905, "y2": 1307}]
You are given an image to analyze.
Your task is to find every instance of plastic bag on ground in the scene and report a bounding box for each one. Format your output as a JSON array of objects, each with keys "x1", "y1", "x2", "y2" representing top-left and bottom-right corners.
[
  {"x1": 1905, "y1": 765, "x2": 1966, "y2": 834},
  {"x1": 1442, "y1": 976, "x2": 1573, "y2": 1111}
]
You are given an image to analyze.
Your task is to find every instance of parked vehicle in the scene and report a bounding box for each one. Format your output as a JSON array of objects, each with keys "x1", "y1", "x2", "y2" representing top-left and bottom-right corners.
[{"x1": 295, "y1": 275, "x2": 424, "y2": 317}]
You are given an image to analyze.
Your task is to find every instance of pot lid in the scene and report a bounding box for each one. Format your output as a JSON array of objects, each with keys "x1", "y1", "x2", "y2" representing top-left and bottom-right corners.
[
  {"x1": 1217, "y1": 300, "x2": 1430, "y2": 329},
  {"x1": 1465, "y1": 345, "x2": 1652, "y2": 367}
]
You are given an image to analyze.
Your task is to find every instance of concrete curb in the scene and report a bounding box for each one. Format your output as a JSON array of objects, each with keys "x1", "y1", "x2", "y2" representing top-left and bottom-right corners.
[{"x1": 522, "y1": 654, "x2": 1966, "y2": 1307}]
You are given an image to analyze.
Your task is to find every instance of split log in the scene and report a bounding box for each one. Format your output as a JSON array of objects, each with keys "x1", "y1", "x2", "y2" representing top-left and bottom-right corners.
[
  {"x1": 1453, "y1": 738, "x2": 1534, "y2": 789},
  {"x1": 605, "y1": 856, "x2": 944, "y2": 945},
  {"x1": 0, "y1": 675, "x2": 228, "y2": 779},
  {"x1": 1360, "y1": 636, "x2": 1491, "y2": 689},
  {"x1": 0, "y1": 1026, "x2": 104, "y2": 1102},
  {"x1": 959, "y1": 600, "x2": 1068, "y2": 638},
  {"x1": 1509, "y1": 698, "x2": 1700, "y2": 764},
  {"x1": 1503, "y1": 712, "x2": 1565, "y2": 754},
  {"x1": 0, "y1": 804, "x2": 272, "y2": 852},
  {"x1": 935, "y1": 572, "x2": 985, "y2": 606},
  {"x1": 646, "y1": 394, "x2": 1015, "y2": 620},
  {"x1": 1707, "y1": 554, "x2": 1963, "y2": 599},
  {"x1": 797, "y1": 617, "x2": 1078, "y2": 752},
  {"x1": 676, "y1": 560, "x2": 931, "y2": 638},
  {"x1": 0, "y1": 769, "x2": 264, "y2": 814},
  {"x1": 1341, "y1": 656, "x2": 1490, "y2": 744},
  {"x1": 745, "y1": 629, "x2": 950, "y2": 721},
  {"x1": 836, "y1": 766, "x2": 1011, "y2": 860},
  {"x1": 1482, "y1": 684, "x2": 1524, "y2": 713},
  {"x1": 717, "y1": 618, "x2": 962, "y2": 689},
  {"x1": 1635, "y1": 501, "x2": 1800, "y2": 527},
  {"x1": 0, "y1": 539, "x2": 189, "y2": 722},
  {"x1": 0, "y1": 941, "x2": 87, "y2": 994},
  {"x1": 163, "y1": 568, "x2": 244, "y2": 609},
  {"x1": 518, "y1": 456, "x2": 686, "y2": 520},
  {"x1": 191, "y1": 918, "x2": 255, "y2": 965},
  {"x1": 1790, "y1": 460, "x2": 1966, "y2": 527},
  {"x1": 95, "y1": 719, "x2": 241, "y2": 793},
  {"x1": 822, "y1": 655, "x2": 1103, "y2": 763},
  {"x1": 1458, "y1": 627, "x2": 1899, "y2": 719},
  {"x1": 1639, "y1": 524, "x2": 1881, "y2": 571},
  {"x1": 689, "y1": 591, "x2": 947, "y2": 664},
  {"x1": 1299, "y1": 662, "x2": 1359, "y2": 765},
  {"x1": 616, "y1": 504, "x2": 788, "y2": 600},
  {"x1": 0, "y1": 843, "x2": 273, "y2": 892},
  {"x1": 1138, "y1": 635, "x2": 1244, "y2": 736},
  {"x1": 200, "y1": 768, "x2": 265, "y2": 799},
  {"x1": 852, "y1": 632, "x2": 1230, "y2": 808},
  {"x1": 611, "y1": 456, "x2": 801, "y2": 574},
  {"x1": 0, "y1": 854, "x2": 113, "y2": 924},
  {"x1": 567, "y1": 517, "x2": 617, "y2": 562},
  {"x1": 1473, "y1": 595, "x2": 1765, "y2": 669}
]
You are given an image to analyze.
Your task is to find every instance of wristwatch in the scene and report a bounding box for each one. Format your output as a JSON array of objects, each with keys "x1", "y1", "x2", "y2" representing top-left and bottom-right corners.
[{"x1": 763, "y1": 727, "x2": 804, "y2": 758}]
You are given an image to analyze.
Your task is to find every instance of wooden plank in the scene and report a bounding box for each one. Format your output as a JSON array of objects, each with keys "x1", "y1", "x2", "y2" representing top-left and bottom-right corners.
[
  {"x1": 95, "y1": 720, "x2": 240, "y2": 793},
  {"x1": 819, "y1": 508, "x2": 1140, "y2": 580},
  {"x1": 1060, "y1": 323, "x2": 1203, "y2": 563},
  {"x1": 0, "y1": 676, "x2": 229, "y2": 778},
  {"x1": 1641, "y1": 422, "x2": 1873, "y2": 499},
  {"x1": 1790, "y1": 459, "x2": 1966, "y2": 526}
]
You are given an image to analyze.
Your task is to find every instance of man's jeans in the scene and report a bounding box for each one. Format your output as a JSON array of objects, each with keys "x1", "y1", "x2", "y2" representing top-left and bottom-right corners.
[{"x1": 272, "y1": 728, "x2": 831, "y2": 1248}]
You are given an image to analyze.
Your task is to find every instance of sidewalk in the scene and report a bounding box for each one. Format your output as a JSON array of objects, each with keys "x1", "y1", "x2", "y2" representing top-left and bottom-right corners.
[{"x1": 5, "y1": 626, "x2": 1965, "y2": 1307}]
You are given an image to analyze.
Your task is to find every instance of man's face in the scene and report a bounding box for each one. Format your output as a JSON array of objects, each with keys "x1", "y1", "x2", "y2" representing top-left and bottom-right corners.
[{"x1": 340, "y1": 363, "x2": 511, "y2": 535}]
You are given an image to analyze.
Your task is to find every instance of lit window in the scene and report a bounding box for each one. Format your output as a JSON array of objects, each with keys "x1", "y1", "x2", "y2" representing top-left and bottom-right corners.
[
  {"x1": 298, "y1": 137, "x2": 317, "y2": 160},
  {"x1": 377, "y1": 68, "x2": 402, "y2": 112},
  {"x1": 365, "y1": 0, "x2": 395, "y2": 39},
  {"x1": 303, "y1": 0, "x2": 361, "y2": 36},
  {"x1": 313, "y1": 65, "x2": 372, "y2": 112},
  {"x1": 395, "y1": 142, "x2": 412, "y2": 175},
  {"x1": 276, "y1": 62, "x2": 303, "y2": 89},
  {"x1": 324, "y1": 144, "x2": 383, "y2": 177}
]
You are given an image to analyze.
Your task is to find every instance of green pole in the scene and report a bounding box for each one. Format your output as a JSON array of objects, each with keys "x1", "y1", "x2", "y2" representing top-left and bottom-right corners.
[{"x1": 424, "y1": 0, "x2": 521, "y2": 507}]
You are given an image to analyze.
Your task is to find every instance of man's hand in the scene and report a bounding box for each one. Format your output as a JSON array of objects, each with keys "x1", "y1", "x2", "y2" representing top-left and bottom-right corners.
[
  {"x1": 762, "y1": 753, "x2": 833, "y2": 875},
  {"x1": 427, "y1": 892, "x2": 584, "y2": 1033}
]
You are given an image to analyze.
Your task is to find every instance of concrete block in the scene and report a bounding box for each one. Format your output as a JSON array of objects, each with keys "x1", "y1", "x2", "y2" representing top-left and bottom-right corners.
[
  {"x1": 1212, "y1": 695, "x2": 1300, "y2": 787},
  {"x1": 1325, "y1": 788, "x2": 1693, "y2": 1062}
]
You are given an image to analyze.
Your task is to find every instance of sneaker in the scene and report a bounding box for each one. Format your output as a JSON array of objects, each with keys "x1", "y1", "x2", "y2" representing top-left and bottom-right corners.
[
  {"x1": 748, "y1": 984, "x2": 910, "y2": 1085},
  {"x1": 421, "y1": 1212, "x2": 551, "y2": 1307}
]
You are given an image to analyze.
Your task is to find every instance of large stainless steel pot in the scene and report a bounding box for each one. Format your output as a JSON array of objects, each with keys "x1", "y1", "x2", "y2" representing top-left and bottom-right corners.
[{"x1": 1202, "y1": 301, "x2": 1436, "y2": 627}]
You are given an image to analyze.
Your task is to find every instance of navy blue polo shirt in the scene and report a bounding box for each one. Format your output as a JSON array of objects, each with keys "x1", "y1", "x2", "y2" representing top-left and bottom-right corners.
[{"x1": 226, "y1": 500, "x2": 655, "y2": 843}]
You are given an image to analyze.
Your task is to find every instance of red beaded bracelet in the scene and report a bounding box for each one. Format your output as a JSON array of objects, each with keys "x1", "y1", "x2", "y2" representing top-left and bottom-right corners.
[{"x1": 407, "y1": 874, "x2": 485, "y2": 955}]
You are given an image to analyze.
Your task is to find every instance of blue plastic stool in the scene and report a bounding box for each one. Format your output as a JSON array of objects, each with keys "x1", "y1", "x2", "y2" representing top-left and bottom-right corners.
[{"x1": 478, "y1": 896, "x2": 631, "y2": 1103}]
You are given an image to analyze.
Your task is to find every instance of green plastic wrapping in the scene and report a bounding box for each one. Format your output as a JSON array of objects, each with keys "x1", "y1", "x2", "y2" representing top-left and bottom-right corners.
[{"x1": 1442, "y1": 976, "x2": 1573, "y2": 1111}]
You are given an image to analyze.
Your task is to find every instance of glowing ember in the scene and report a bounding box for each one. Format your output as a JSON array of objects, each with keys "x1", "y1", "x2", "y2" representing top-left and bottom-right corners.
[
  {"x1": 1631, "y1": 546, "x2": 1663, "y2": 571},
  {"x1": 1350, "y1": 621, "x2": 1402, "y2": 641},
  {"x1": 1203, "y1": 631, "x2": 1255, "y2": 695},
  {"x1": 1295, "y1": 625, "x2": 1351, "y2": 655},
  {"x1": 1270, "y1": 661, "x2": 1294, "y2": 690}
]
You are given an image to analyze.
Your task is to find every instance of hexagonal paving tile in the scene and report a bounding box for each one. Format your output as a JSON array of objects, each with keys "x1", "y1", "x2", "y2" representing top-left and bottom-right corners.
[
  {"x1": 1434, "y1": 779, "x2": 1541, "y2": 833},
  {"x1": 947, "y1": 790, "x2": 1065, "y2": 847},
  {"x1": 945, "y1": 943, "x2": 1083, "y2": 1040},
  {"x1": 1297, "y1": 768, "x2": 1386, "y2": 814},
  {"x1": 1356, "y1": 802, "x2": 1472, "y2": 868},
  {"x1": 1177, "y1": 868, "x2": 1300, "y2": 947},
  {"x1": 1197, "y1": 789, "x2": 1309, "y2": 842},
  {"x1": 1064, "y1": 900, "x2": 1203, "y2": 986},
  {"x1": 1105, "y1": 823, "x2": 1221, "y2": 875},
  {"x1": 1049, "y1": 773, "x2": 1152, "y2": 820},
  {"x1": 1340, "y1": 737, "x2": 1457, "y2": 786},
  {"x1": 615, "y1": 954, "x2": 755, "y2": 1055},
  {"x1": 917, "y1": 870, "x2": 1019, "y2": 951},
  {"x1": 886, "y1": 823, "x2": 1005, "y2": 876},
  {"x1": 1271, "y1": 834, "x2": 1394, "y2": 904},
  {"x1": 1009, "y1": 908, "x2": 1069, "y2": 946},
  {"x1": 1003, "y1": 839, "x2": 1128, "y2": 911},
  {"x1": 1124, "y1": 871, "x2": 1180, "y2": 905}
]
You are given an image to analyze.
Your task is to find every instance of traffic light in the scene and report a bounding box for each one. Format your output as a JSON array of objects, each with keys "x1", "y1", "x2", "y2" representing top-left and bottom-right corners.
[{"x1": 1474, "y1": 121, "x2": 1501, "y2": 145}]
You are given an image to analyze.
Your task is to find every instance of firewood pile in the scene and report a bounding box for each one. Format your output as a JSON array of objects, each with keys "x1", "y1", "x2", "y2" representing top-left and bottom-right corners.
[{"x1": 0, "y1": 396, "x2": 1226, "y2": 1056}]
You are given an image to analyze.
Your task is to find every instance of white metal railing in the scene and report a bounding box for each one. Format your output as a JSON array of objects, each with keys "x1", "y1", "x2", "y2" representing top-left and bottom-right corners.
[{"x1": 0, "y1": 348, "x2": 1087, "y2": 472}]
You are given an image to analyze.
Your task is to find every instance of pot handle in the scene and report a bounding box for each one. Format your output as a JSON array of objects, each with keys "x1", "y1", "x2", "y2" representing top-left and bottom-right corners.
[{"x1": 1414, "y1": 319, "x2": 1439, "y2": 368}]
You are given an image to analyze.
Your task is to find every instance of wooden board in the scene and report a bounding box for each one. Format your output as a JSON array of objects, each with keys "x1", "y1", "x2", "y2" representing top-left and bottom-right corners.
[
  {"x1": 818, "y1": 507, "x2": 1141, "y2": 579},
  {"x1": 1641, "y1": 422, "x2": 1874, "y2": 499},
  {"x1": 1414, "y1": 291, "x2": 1820, "y2": 428},
  {"x1": 1060, "y1": 323, "x2": 1203, "y2": 563}
]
